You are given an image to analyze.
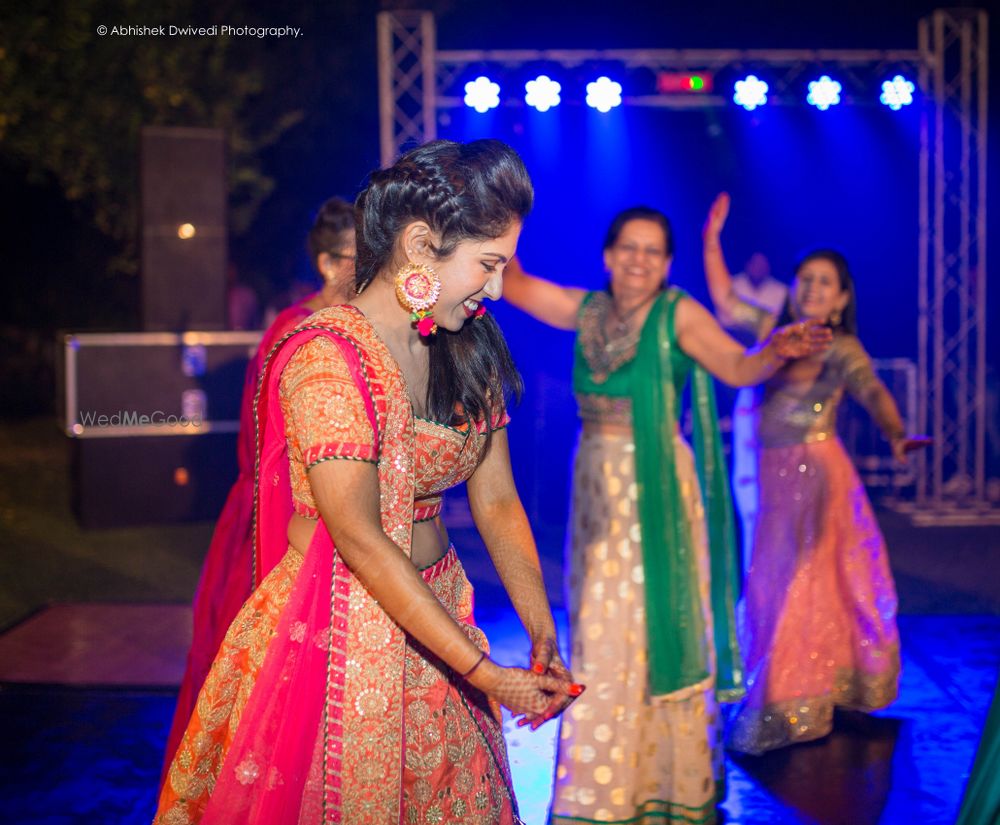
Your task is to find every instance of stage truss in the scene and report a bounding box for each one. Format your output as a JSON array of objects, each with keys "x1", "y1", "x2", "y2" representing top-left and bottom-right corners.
[{"x1": 376, "y1": 9, "x2": 994, "y2": 525}]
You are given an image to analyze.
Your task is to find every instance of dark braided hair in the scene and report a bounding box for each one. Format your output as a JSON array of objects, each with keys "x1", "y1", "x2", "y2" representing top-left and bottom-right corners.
[
  {"x1": 306, "y1": 196, "x2": 355, "y2": 272},
  {"x1": 354, "y1": 140, "x2": 532, "y2": 434}
]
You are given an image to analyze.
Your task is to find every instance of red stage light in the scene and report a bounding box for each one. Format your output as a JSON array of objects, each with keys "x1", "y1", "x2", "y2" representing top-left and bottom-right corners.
[{"x1": 656, "y1": 72, "x2": 713, "y2": 93}]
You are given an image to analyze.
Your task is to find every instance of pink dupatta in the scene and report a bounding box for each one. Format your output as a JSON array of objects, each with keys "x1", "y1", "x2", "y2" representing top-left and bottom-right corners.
[
  {"x1": 200, "y1": 306, "x2": 416, "y2": 824},
  {"x1": 160, "y1": 300, "x2": 315, "y2": 787}
]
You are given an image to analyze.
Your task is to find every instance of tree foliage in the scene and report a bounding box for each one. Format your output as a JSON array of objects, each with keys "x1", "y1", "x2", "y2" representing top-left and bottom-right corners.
[{"x1": 0, "y1": 0, "x2": 303, "y2": 275}]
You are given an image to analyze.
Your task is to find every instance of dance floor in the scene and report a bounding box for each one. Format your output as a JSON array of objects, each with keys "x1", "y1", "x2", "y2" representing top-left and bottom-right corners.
[{"x1": 0, "y1": 601, "x2": 996, "y2": 824}]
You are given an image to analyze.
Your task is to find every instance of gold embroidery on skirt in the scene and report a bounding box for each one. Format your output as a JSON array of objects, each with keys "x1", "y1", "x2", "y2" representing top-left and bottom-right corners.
[
  {"x1": 553, "y1": 431, "x2": 721, "y2": 825},
  {"x1": 157, "y1": 548, "x2": 302, "y2": 824},
  {"x1": 727, "y1": 658, "x2": 899, "y2": 755}
]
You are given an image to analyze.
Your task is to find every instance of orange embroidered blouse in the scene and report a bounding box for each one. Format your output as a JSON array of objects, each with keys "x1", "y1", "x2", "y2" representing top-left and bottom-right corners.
[{"x1": 279, "y1": 336, "x2": 507, "y2": 523}]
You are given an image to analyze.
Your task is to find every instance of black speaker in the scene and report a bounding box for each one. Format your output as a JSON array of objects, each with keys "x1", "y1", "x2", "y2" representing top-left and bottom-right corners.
[
  {"x1": 141, "y1": 126, "x2": 227, "y2": 331},
  {"x1": 60, "y1": 330, "x2": 260, "y2": 528},
  {"x1": 71, "y1": 433, "x2": 239, "y2": 528}
]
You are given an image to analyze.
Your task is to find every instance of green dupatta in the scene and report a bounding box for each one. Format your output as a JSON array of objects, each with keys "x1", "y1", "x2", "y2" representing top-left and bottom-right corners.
[{"x1": 611, "y1": 289, "x2": 744, "y2": 698}]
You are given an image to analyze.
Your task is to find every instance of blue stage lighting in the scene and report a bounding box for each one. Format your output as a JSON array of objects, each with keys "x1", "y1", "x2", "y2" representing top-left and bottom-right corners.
[
  {"x1": 464, "y1": 76, "x2": 500, "y2": 113},
  {"x1": 585, "y1": 77, "x2": 622, "y2": 113},
  {"x1": 880, "y1": 75, "x2": 915, "y2": 110},
  {"x1": 525, "y1": 75, "x2": 562, "y2": 112},
  {"x1": 733, "y1": 75, "x2": 768, "y2": 111},
  {"x1": 807, "y1": 75, "x2": 842, "y2": 110}
]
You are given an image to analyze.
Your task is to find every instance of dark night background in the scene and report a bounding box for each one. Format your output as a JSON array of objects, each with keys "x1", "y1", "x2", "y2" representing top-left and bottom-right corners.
[{"x1": 1, "y1": 0, "x2": 996, "y2": 418}]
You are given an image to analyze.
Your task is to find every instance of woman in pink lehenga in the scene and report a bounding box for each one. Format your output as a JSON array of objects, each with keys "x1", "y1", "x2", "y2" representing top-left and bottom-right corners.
[
  {"x1": 702, "y1": 193, "x2": 929, "y2": 755},
  {"x1": 159, "y1": 198, "x2": 357, "y2": 780},
  {"x1": 154, "y1": 139, "x2": 580, "y2": 824}
]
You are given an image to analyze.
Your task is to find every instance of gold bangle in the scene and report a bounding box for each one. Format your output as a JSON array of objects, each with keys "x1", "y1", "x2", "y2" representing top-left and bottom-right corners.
[{"x1": 460, "y1": 651, "x2": 487, "y2": 679}]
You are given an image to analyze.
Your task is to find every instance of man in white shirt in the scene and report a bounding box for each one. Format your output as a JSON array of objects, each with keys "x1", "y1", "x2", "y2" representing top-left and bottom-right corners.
[
  {"x1": 731, "y1": 252, "x2": 787, "y2": 315},
  {"x1": 722, "y1": 252, "x2": 786, "y2": 577}
]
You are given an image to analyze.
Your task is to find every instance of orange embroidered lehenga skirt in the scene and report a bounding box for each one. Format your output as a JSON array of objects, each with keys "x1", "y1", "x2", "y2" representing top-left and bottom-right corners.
[{"x1": 156, "y1": 546, "x2": 516, "y2": 825}]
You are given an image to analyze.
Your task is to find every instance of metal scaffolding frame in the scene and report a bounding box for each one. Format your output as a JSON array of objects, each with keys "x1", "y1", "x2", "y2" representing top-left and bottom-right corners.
[
  {"x1": 916, "y1": 9, "x2": 993, "y2": 524},
  {"x1": 377, "y1": 11, "x2": 437, "y2": 168},
  {"x1": 376, "y1": 9, "x2": 994, "y2": 525}
]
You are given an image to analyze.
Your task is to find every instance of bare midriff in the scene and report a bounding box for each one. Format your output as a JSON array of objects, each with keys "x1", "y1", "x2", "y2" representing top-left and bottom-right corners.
[
  {"x1": 582, "y1": 420, "x2": 634, "y2": 437},
  {"x1": 287, "y1": 512, "x2": 451, "y2": 569}
]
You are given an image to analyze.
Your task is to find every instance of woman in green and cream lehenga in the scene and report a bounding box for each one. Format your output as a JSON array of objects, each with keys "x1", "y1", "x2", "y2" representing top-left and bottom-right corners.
[{"x1": 503, "y1": 207, "x2": 832, "y2": 825}]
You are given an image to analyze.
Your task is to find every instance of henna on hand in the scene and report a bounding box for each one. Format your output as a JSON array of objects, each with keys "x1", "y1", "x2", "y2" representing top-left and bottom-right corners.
[
  {"x1": 472, "y1": 661, "x2": 579, "y2": 723},
  {"x1": 770, "y1": 319, "x2": 833, "y2": 360}
]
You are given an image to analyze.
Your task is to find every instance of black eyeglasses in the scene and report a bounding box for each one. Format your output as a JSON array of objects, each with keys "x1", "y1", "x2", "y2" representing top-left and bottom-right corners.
[{"x1": 613, "y1": 242, "x2": 666, "y2": 259}]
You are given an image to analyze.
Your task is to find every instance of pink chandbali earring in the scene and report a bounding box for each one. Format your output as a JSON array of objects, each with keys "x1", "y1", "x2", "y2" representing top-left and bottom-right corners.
[{"x1": 395, "y1": 261, "x2": 441, "y2": 337}]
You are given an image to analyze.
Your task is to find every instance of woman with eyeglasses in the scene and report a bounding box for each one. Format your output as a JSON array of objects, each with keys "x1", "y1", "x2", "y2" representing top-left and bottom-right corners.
[
  {"x1": 503, "y1": 206, "x2": 831, "y2": 825},
  {"x1": 159, "y1": 197, "x2": 357, "y2": 783}
]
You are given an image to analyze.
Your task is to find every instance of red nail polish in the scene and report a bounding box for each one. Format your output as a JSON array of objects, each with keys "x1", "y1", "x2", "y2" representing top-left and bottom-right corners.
[
  {"x1": 569, "y1": 683, "x2": 584, "y2": 697},
  {"x1": 532, "y1": 662, "x2": 545, "y2": 674}
]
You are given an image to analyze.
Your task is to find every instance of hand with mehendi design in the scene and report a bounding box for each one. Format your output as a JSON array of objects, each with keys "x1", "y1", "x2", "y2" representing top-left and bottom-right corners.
[
  {"x1": 769, "y1": 319, "x2": 833, "y2": 360},
  {"x1": 529, "y1": 635, "x2": 570, "y2": 680},
  {"x1": 522, "y1": 635, "x2": 582, "y2": 730},
  {"x1": 468, "y1": 658, "x2": 581, "y2": 726}
]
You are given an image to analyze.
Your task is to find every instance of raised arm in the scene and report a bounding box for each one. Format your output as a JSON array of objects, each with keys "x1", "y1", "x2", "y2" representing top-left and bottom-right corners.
[
  {"x1": 702, "y1": 192, "x2": 776, "y2": 339},
  {"x1": 675, "y1": 296, "x2": 832, "y2": 388},
  {"x1": 502, "y1": 255, "x2": 588, "y2": 330},
  {"x1": 702, "y1": 192, "x2": 738, "y2": 314}
]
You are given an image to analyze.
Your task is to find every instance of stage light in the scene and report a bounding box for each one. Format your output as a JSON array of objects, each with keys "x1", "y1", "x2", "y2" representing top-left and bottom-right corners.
[
  {"x1": 733, "y1": 75, "x2": 768, "y2": 111},
  {"x1": 464, "y1": 76, "x2": 500, "y2": 113},
  {"x1": 656, "y1": 72, "x2": 714, "y2": 93},
  {"x1": 525, "y1": 75, "x2": 561, "y2": 112},
  {"x1": 880, "y1": 75, "x2": 915, "y2": 110},
  {"x1": 585, "y1": 77, "x2": 622, "y2": 113},
  {"x1": 177, "y1": 223, "x2": 196, "y2": 239},
  {"x1": 807, "y1": 75, "x2": 842, "y2": 110}
]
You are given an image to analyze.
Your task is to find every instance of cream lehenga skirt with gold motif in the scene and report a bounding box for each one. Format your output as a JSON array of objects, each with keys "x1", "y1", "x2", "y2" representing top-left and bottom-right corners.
[{"x1": 551, "y1": 430, "x2": 722, "y2": 825}]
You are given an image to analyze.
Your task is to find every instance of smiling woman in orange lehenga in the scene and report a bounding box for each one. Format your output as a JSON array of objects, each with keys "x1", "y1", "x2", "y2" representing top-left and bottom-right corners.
[{"x1": 153, "y1": 139, "x2": 581, "y2": 824}]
